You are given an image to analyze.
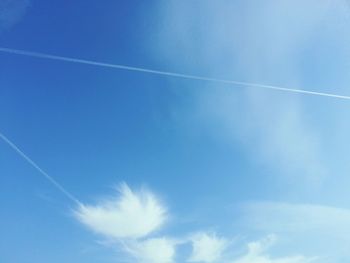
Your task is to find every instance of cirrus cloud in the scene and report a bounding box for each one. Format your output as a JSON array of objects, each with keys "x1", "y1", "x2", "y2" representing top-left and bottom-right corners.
[
  {"x1": 188, "y1": 232, "x2": 228, "y2": 263},
  {"x1": 232, "y1": 235, "x2": 315, "y2": 263},
  {"x1": 125, "y1": 237, "x2": 177, "y2": 263},
  {"x1": 74, "y1": 183, "x2": 167, "y2": 239},
  {"x1": 73, "y1": 183, "x2": 314, "y2": 263}
]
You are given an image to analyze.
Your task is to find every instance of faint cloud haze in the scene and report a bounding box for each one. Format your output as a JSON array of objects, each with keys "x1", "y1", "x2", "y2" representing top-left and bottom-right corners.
[
  {"x1": 126, "y1": 237, "x2": 176, "y2": 263},
  {"x1": 232, "y1": 235, "x2": 315, "y2": 263},
  {"x1": 240, "y1": 201, "x2": 350, "y2": 261},
  {"x1": 0, "y1": 0, "x2": 29, "y2": 31},
  {"x1": 149, "y1": 0, "x2": 339, "y2": 184}
]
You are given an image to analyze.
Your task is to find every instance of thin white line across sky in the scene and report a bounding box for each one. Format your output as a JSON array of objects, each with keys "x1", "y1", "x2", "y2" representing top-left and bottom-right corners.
[
  {"x1": 0, "y1": 132, "x2": 81, "y2": 206},
  {"x1": 1, "y1": 47, "x2": 350, "y2": 101}
]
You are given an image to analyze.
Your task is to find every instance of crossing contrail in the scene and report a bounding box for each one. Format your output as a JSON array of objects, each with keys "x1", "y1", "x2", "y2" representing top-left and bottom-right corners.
[
  {"x1": 0, "y1": 132, "x2": 81, "y2": 206},
  {"x1": 1, "y1": 47, "x2": 350, "y2": 101}
]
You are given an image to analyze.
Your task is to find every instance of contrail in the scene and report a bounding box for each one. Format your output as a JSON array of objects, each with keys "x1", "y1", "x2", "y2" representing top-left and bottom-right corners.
[
  {"x1": 0, "y1": 132, "x2": 81, "y2": 206},
  {"x1": 1, "y1": 47, "x2": 350, "y2": 101}
]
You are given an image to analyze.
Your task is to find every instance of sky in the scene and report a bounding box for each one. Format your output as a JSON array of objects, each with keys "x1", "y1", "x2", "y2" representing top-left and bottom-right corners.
[{"x1": 1, "y1": 0, "x2": 350, "y2": 262}]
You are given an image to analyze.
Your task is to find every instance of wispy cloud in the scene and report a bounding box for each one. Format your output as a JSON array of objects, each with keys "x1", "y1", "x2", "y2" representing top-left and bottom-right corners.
[
  {"x1": 0, "y1": 0, "x2": 29, "y2": 31},
  {"x1": 188, "y1": 232, "x2": 228, "y2": 263},
  {"x1": 74, "y1": 183, "x2": 167, "y2": 239},
  {"x1": 240, "y1": 202, "x2": 350, "y2": 261},
  {"x1": 74, "y1": 183, "x2": 314, "y2": 263},
  {"x1": 242, "y1": 202, "x2": 350, "y2": 234},
  {"x1": 149, "y1": 0, "x2": 341, "y2": 185},
  {"x1": 74, "y1": 183, "x2": 177, "y2": 263},
  {"x1": 125, "y1": 238, "x2": 177, "y2": 263},
  {"x1": 232, "y1": 235, "x2": 315, "y2": 263}
]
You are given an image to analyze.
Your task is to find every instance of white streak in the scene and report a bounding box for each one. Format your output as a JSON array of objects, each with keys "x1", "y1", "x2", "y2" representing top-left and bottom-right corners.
[
  {"x1": 1, "y1": 47, "x2": 350, "y2": 101},
  {"x1": 0, "y1": 132, "x2": 81, "y2": 205}
]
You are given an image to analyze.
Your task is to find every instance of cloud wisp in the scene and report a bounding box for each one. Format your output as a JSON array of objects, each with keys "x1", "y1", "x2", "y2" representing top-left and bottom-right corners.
[
  {"x1": 150, "y1": 0, "x2": 342, "y2": 185},
  {"x1": 239, "y1": 202, "x2": 350, "y2": 261},
  {"x1": 125, "y1": 237, "x2": 177, "y2": 263},
  {"x1": 74, "y1": 183, "x2": 177, "y2": 263},
  {"x1": 75, "y1": 183, "x2": 167, "y2": 239},
  {"x1": 188, "y1": 232, "x2": 228, "y2": 263},
  {"x1": 232, "y1": 235, "x2": 315, "y2": 263},
  {"x1": 74, "y1": 183, "x2": 316, "y2": 263}
]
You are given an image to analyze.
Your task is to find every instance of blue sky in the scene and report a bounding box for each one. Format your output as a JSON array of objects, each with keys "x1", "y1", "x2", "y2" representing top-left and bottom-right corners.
[{"x1": 1, "y1": 0, "x2": 350, "y2": 262}]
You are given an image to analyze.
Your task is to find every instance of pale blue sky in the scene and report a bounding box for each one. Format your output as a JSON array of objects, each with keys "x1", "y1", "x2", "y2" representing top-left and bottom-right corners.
[{"x1": 1, "y1": 1, "x2": 350, "y2": 262}]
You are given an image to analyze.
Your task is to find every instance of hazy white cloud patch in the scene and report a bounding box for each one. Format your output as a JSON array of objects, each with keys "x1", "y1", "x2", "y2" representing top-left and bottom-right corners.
[
  {"x1": 232, "y1": 235, "x2": 315, "y2": 263},
  {"x1": 148, "y1": 0, "x2": 350, "y2": 185},
  {"x1": 239, "y1": 202, "x2": 350, "y2": 261},
  {"x1": 125, "y1": 237, "x2": 177, "y2": 263},
  {"x1": 242, "y1": 202, "x2": 350, "y2": 238},
  {"x1": 0, "y1": 0, "x2": 29, "y2": 31},
  {"x1": 74, "y1": 183, "x2": 167, "y2": 239},
  {"x1": 188, "y1": 232, "x2": 228, "y2": 263}
]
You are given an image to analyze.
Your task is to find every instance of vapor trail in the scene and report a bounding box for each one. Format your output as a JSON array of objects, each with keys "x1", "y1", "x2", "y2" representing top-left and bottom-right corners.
[
  {"x1": 0, "y1": 132, "x2": 81, "y2": 206},
  {"x1": 1, "y1": 47, "x2": 350, "y2": 100}
]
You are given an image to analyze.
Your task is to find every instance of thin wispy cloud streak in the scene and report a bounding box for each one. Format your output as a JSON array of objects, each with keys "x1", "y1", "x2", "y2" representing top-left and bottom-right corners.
[
  {"x1": 0, "y1": 131, "x2": 81, "y2": 205},
  {"x1": 1, "y1": 47, "x2": 350, "y2": 101}
]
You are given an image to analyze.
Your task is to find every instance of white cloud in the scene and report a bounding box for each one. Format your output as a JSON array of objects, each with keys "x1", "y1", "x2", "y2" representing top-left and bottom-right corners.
[
  {"x1": 242, "y1": 202, "x2": 350, "y2": 238},
  {"x1": 232, "y1": 235, "x2": 315, "y2": 263},
  {"x1": 240, "y1": 202, "x2": 350, "y2": 261},
  {"x1": 0, "y1": 0, "x2": 29, "y2": 31},
  {"x1": 74, "y1": 183, "x2": 173, "y2": 262},
  {"x1": 149, "y1": 0, "x2": 341, "y2": 184},
  {"x1": 73, "y1": 183, "x2": 319, "y2": 262},
  {"x1": 74, "y1": 183, "x2": 167, "y2": 239},
  {"x1": 126, "y1": 237, "x2": 176, "y2": 263},
  {"x1": 188, "y1": 232, "x2": 228, "y2": 263}
]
